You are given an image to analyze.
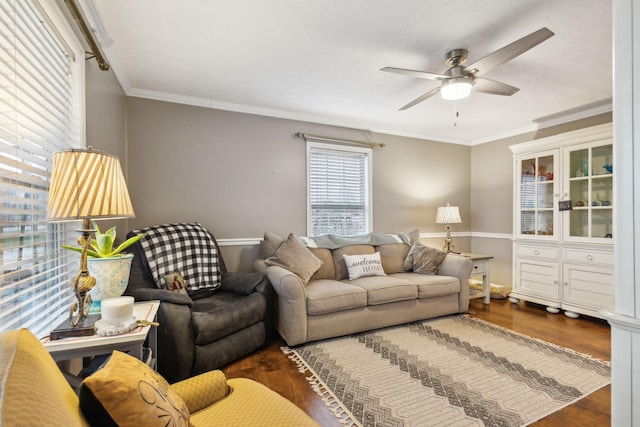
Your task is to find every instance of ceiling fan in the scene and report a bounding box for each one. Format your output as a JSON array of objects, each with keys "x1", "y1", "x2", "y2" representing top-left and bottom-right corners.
[{"x1": 381, "y1": 27, "x2": 554, "y2": 110}]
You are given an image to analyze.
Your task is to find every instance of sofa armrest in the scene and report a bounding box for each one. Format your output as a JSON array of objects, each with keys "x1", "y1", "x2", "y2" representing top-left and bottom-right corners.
[
  {"x1": 169, "y1": 370, "x2": 228, "y2": 413},
  {"x1": 255, "y1": 259, "x2": 309, "y2": 346},
  {"x1": 127, "y1": 287, "x2": 193, "y2": 307},
  {"x1": 220, "y1": 271, "x2": 266, "y2": 296},
  {"x1": 438, "y1": 254, "x2": 473, "y2": 311}
]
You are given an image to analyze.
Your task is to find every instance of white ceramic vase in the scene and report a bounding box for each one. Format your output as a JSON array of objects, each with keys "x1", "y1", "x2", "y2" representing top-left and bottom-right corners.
[{"x1": 87, "y1": 253, "x2": 134, "y2": 313}]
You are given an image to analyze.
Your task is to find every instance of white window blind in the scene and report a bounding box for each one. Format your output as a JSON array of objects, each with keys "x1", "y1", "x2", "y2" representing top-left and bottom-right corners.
[
  {"x1": 307, "y1": 141, "x2": 372, "y2": 236},
  {"x1": 0, "y1": 0, "x2": 83, "y2": 338}
]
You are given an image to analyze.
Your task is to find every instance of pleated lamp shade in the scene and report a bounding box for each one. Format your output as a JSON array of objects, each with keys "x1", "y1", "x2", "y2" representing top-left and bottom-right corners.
[
  {"x1": 435, "y1": 204, "x2": 462, "y2": 225},
  {"x1": 46, "y1": 148, "x2": 134, "y2": 221}
]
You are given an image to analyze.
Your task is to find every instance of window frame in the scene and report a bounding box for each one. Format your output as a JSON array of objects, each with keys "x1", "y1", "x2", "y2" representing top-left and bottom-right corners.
[
  {"x1": 0, "y1": 0, "x2": 85, "y2": 339},
  {"x1": 306, "y1": 140, "x2": 373, "y2": 237}
]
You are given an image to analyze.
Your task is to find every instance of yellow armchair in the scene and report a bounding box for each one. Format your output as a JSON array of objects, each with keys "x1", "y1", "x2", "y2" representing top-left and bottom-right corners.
[{"x1": 0, "y1": 329, "x2": 319, "y2": 427}]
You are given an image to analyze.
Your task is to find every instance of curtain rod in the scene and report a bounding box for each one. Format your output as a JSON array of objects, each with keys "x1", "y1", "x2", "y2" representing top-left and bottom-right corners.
[
  {"x1": 64, "y1": 0, "x2": 110, "y2": 71},
  {"x1": 294, "y1": 132, "x2": 385, "y2": 148}
]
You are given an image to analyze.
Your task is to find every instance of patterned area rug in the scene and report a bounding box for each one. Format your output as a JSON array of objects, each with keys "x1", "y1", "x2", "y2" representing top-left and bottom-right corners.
[{"x1": 284, "y1": 315, "x2": 610, "y2": 426}]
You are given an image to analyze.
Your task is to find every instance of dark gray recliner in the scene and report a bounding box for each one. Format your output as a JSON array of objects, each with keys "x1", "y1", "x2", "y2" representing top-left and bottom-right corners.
[{"x1": 124, "y1": 222, "x2": 272, "y2": 383}]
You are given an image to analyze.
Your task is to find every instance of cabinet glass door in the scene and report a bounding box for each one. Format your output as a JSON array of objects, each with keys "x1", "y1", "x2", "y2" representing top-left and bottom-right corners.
[
  {"x1": 565, "y1": 142, "x2": 613, "y2": 241},
  {"x1": 517, "y1": 152, "x2": 557, "y2": 238}
]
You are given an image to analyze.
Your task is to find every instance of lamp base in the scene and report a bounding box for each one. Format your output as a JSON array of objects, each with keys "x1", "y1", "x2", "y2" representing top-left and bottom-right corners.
[
  {"x1": 442, "y1": 225, "x2": 456, "y2": 253},
  {"x1": 69, "y1": 221, "x2": 96, "y2": 327},
  {"x1": 50, "y1": 313, "x2": 99, "y2": 340}
]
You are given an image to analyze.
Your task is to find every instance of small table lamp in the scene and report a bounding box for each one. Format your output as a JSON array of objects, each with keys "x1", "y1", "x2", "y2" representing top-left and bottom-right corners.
[
  {"x1": 46, "y1": 148, "x2": 134, "y2": 327},
  {"x1": 435, "y1": 203, "x2": 462, "y2": 253}
]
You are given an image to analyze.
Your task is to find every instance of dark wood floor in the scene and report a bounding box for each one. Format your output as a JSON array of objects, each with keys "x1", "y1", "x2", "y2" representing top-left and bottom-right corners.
[{"x1": 222, "y1": 297, "x2": 611, "y2": 426}]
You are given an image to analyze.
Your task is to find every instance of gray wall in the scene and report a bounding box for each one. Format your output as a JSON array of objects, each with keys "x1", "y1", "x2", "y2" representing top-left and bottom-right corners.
[
  {"x1": 84, "y1": 60, "x2": 129, "y2": 234},
  {"x1": 125, "y1": 97, "x2": 471, "y2": 270}
]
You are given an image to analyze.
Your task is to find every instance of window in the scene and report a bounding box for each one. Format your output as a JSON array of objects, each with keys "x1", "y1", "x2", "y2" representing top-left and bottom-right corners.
[
  {"x1": 0, "y1": 0, "x2": 84, "y2": 338},
  {"x1": 307, "y1": 141, "x2": 372, "y2": 236}
]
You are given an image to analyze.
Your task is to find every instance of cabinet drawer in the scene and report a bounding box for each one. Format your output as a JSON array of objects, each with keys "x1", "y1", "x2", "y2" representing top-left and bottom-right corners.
[
  {"x1": 471, "y1": 260, "x2": 487, "y2": 275},
  {"x1": 563, "y1": 248, "x2": 614, "y2": 265},
  {"x1": 515, "y1": 245, "x2": 559, "y2": 260}
]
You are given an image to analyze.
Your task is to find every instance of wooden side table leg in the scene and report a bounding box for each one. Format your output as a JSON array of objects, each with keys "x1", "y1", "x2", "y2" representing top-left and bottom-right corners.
[{"x1": 483, "y1": 261, "x2": 491, "y2": 305}]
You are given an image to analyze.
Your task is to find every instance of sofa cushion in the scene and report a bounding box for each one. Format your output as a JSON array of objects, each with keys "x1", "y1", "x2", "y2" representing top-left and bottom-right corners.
[
  {"x1": 376, "y1": 243, "x2": 411, "y2": 274},
  {"x1": 332, "y1": 244, "x2": 375, "y2": 280},
  {"x1": 391, "y1": 272, "x2": 460, "y2": 298},
  {"x1": 346, "y1": 275, "x2": 417, "y2": 305},
  {"x1": 306, "y1": 279, "x2": 367, "y2": 315},
  {"x1": 80, "y1": 350, "x2": 189, "y2": 427},
  {"x1": 309, "y1": 248, "x2": 335, "y2": 280},
  {"x1": 343, "y1": 252, "x2": 386, "y2": 280},
  {"x1": 265, "y1": 233, "x2": 321, "y2": 284},
  {"x1": 404, "y1": 241, "x2": 447, "y2": 274}
]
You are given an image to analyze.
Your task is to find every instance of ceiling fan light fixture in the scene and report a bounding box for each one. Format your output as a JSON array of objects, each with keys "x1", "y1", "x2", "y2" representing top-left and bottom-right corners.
[{"x1": 440, "y1": 78, "x2": 473, "y2": 101}]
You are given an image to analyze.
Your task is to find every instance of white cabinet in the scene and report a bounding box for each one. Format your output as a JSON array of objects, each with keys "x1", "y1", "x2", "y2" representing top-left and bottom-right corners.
[{"x1": 509, "y1": 123, "x2": 613, "y2": 319}]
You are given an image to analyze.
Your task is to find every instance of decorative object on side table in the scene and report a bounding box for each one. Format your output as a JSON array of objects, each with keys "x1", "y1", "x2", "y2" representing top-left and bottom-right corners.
[
  {"x1": 46, "y1": 148, "x2": 136, "y2": 327},
  {"x1": 62, "y1": 221, "x2": 145, "y2": 313},
  {"x1": 435, "y1": 203, "x2": 462, "y2": 253}
]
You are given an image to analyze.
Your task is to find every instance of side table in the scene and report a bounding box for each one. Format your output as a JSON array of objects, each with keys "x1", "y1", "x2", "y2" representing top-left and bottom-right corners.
[
  {"x1": 460, "y1": 253, "x2": 493, "y2": 304},
  {"x1": 42, "y1": 301, "x2": 159, "y2": 385}
]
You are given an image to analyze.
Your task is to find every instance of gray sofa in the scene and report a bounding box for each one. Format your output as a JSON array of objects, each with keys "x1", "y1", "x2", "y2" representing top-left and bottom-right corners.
[{"x1": 255, "y1": 231, "x2": 473, "y2": 346}]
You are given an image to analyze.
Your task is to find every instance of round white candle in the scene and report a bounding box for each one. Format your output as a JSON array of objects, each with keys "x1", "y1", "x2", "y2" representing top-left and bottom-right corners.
[{"x1": 101, "y1": 296, "x2": 134, "y2": 323}]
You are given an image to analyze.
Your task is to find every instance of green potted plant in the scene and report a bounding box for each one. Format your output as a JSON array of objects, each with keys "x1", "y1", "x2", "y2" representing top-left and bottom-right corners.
[{"x1": 63, "y1": 222, "x2": 146, "y2": 312}]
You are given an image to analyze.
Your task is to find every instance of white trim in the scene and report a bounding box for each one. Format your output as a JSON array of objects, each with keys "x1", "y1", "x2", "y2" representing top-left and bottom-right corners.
[
  {"x1": 533, "y1": 101, "x2": 613, "y2": 130},
  {"x1": 217, "y1": 238, "x2": 262, "y2": 247},
  {"x1": 470, "y1": 231, "x2": 513, "y2": 240},
  {"x1": 471, "y1": 124, "x2": 540, "y2": 146},
  {"x1": 601, "y1": 309, "x2": 640, "y2": 334},
  {"x1": 420, "y1": 231, "x2": 470, "y2": 239}
]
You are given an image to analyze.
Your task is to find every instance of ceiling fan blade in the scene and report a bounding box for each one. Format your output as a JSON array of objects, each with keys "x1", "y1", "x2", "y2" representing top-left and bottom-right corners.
[
  {"x1": 463, "y1": 27, "x2": 554, "y2": 76},
  {"x1": 473, "y1": 78, "x2": 520, "y2": 96},
  {"x1": 381, "y1": 67, "x2": 447, "y2": 81},
  {"x1": 399, "y1": 87, "x2": 441, "y2": 110}
]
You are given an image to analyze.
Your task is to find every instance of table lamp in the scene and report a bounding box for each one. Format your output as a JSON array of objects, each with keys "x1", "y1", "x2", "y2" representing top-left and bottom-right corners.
[
  {"x1": 46, "y1": 148, "x2": 134, "y2": 327},
  {"x1": 435, "y1": 203, "x2": 462, "y2": 253}
]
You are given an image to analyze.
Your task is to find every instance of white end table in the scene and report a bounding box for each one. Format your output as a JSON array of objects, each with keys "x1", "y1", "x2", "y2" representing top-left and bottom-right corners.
[
  {"x1": 460, "y1": 253, "x2": 493, "y2": 304},
  {"x1": 42, "y1": 300, "x2": 159, "y2": 363}
]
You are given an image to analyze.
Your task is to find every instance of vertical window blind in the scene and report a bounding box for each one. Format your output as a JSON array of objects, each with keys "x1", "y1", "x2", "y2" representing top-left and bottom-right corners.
[
  {"x1": 307, "y1": 142, "x2": 372, "y2": 236},
  {"x1": 0, "y1": 0, "x2": 82, "y2": 338}
]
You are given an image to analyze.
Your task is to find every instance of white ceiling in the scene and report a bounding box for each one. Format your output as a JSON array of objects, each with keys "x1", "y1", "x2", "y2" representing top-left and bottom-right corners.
[{"x1": 83, "y1": 0, "x2": 612, "y2": 145}]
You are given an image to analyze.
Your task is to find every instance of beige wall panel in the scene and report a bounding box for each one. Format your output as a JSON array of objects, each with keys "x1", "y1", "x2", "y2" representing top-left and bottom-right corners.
[
  {"x1": 125, "y1": 98, "x2": 471, "y2": 241},
  {"x1": 470, "y1": 237, "x2": 512, "y2": 287}
]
